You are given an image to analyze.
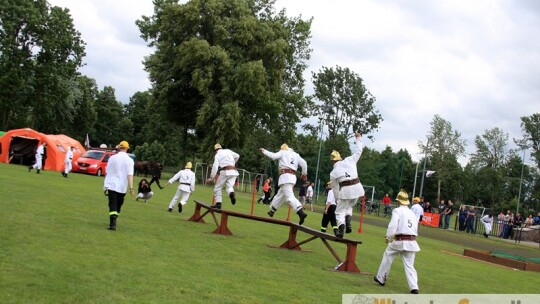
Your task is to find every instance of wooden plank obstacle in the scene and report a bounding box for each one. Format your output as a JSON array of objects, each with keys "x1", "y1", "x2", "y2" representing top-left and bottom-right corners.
[{"x1": 188, "y1": 200, "x2": 363, "y2": 273}]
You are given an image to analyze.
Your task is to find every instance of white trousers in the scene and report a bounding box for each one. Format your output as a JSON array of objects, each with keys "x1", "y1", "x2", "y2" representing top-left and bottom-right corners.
[
  {"x1": 64, "y1": 160, "x2": 72, "y2": 174},
  {"x1": 270, "y1": 184, "x2": 302, "y2": 212},
  {"x1": 375, "y1": 246, "x2": 418, "y2": 291},
  {"x1": 214, "y1": 174, "x2": 236, "y2": 203},
  {"x1": 335, "y1": 198, "x2": 358, "y2": 227},
  {"x1": 169, "y1": 189, "x2": 191, "y2": 209},
  {"x1": 137, "y1": 192, "x2": 153, "y2": 201},
  {"x1": 33, "y1": 155, "x2": 43, "y2": 170},
  {"x1": 482, "y1": 222, "x2": 492, "y2": 234}
]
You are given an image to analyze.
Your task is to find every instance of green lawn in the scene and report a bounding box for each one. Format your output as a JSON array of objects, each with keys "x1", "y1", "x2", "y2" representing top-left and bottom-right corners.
[{"x1": 0, "y1": 163, "x2": 538, "y2": 303}]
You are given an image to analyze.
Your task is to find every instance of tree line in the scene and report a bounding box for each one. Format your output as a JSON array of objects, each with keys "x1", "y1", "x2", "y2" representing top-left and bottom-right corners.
[{"x1": 1, "y1": 0, "x2": 539, "y2": 215}]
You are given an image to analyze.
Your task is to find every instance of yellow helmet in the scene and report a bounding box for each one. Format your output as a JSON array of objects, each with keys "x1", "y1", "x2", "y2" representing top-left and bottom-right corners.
[
  {"x1": 214, "y1": 143, "x2": 222, "y2": 150},
  {"x1": 117, "y1": 140, "x2": 129, "y2": 149},
  {"x1": 396, "y1": 190, "x2": 410, "y2": 205},
  {"x1": 280, "y1": 143, "x2": 289, "y2": 150},
  {"x1": 413, "y1": 197, "x2": 421, "y2": 203},
  {"x1": 330, "y1": 150, "x2": 342, "y2": 161},
  {"x1": 185, "y1": 162, "x2": 192, "y2": 169}
]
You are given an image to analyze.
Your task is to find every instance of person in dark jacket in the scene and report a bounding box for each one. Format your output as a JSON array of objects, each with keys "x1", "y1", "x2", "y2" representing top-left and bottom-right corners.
[
  {"x1": 136, "y1": 178, "x2": 153, "y2": 203},
  {"x1": 148, "y1": 161, "x2": 164, "y2": 189}
]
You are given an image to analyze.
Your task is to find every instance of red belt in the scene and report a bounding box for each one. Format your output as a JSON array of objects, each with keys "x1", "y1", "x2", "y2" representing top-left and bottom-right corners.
[
  {"x1": 221, "y1": 165, "x2": 236, "y2": 170},
  {"x1": 279, "y1": 168, "x2": 296, "y2": 175},
  {"x1": 339, "y1": 178, "x2": 360, "y2": 188},
  {"x1": 394, "y1": 234, "x2": 416, "y2": 241}
]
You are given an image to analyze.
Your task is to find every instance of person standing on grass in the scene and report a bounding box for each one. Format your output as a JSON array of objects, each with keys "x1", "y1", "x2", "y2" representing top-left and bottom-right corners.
[
  {"x1": 465, "y1": 206, "x2": 476, "y2": 233},
  {"x1": 437, "y1": 200, "x2": 446, "y2": 228},
  {"x1": 374, "y1": 190, "x2": 420, "y2": 294},
  {"x1": 206, "y1": 144, "x2": 240, "y2": 210},
  {"x1": 305, "y1": 182, "x2": 314, "y2": 211},
  {"x1": 28, "y1": 142, "x2": 47, "y2": 174},
  {"x1": 330, "y1": 131, "x2": 364, "y2": 238},
  {"x1": 481, "y1": 213, "x2": 493, "y2": 238},
  {"x1": 382, "y1": 193, "x2": 391, "y2": 215},
  {"x1": 321, "y1": 181, "x2": 338, "y2": 236},
  {"x1": 165, "y1": 162, "x2": 196, "y2": 213},
  {"x1": 260, "y1": 143, "x2": 308, "y2": 225},
  {"x1": 411, "y1": 197, "x2": 424, "y2": 223},
  {"x1": 298, "y1": 181, "x2": 308, "y2": 208},
  {"x1": 103, "y1": 141, "x2": 134, "y2": 231},
  {"x1": 62, "y1": 146, "x2": 74, "y2": 178}
]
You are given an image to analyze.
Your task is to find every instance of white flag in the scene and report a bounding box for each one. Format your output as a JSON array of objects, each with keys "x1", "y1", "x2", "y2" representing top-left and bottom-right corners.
[
  {"x1": 426, "y1": 170, "x2": 436, "y2": 177},
  {"x1": 84, "y1": 134, "x2": 90, "y2": 148}
]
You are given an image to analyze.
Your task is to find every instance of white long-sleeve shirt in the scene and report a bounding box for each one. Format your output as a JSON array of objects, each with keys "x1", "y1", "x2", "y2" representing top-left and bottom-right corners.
[
  {"x1": 330, "y1": 139, "x2": 364, "y2": 200},
  {"x1": 169, "y1": 168, "x2": 196, "y2": 193},
  {"x1": 65, "y1": 149, "x2": 73, "y2": 162},
  {"x1": 386, "y1": 205, "x2": 420, "y2": 252},
  {"x1": 210, "y1": 149, "x2": 240, "y2": 179},
  {"x1": 326, "y1": 189, "x2": 336, "y2": 206},
  {"x1": 261, "y1": 148, "x2": 307, "y2": 186},
  {"x1": 411, "y1": 204, "x2": 424, "y2": 221},
  {"x1": 306, "y1": 185, "x2": 313, "y2": 198}
]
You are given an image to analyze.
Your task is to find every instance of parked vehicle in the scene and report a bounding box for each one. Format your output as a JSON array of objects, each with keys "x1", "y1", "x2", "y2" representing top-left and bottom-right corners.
[{"x1": 73, "y1": 149, "x2": 135, "y2": 176}]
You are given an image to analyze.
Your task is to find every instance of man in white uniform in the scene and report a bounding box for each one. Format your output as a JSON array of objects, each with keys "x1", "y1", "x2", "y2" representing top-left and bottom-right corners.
[
  {"x1": 374, "y1": 190, "x2": 420, "y2": 294},
  {"x1": 62, "y1": 146, "x2": 75, "y2": 178},
  {"x1": 481, "y1": 213, "x2": 493, "y2": 238},
  {"x1": 411, "y1": 197, "x2": 424, "y2": 223},
  {"x1": 207, "y1": 144, "x2": 239, "y2": 210},
  {"x1": 330, "y1": 132, "x2": 364, "y2": 238},
  {"x1": 260, "y1": 144, "x2": 308, "y2": 225},
  {"x1": 29, "y1": 142, "x2": 47, "y2": 174},
  {"x1": 103, "y1": 141, "x2": 134, "y2": 231},
  {"x1": 165, "y1": 162, "x2": 196, "y2": 213},
  {"x1": 305, "y1": 182, "x2": 314, "y2": 211}
]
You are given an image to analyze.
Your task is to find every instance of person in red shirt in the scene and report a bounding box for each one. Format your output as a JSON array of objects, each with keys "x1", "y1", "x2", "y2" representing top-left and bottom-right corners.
[{"x1": 382, "y1": 193, "x2": 391, "y2": 214}]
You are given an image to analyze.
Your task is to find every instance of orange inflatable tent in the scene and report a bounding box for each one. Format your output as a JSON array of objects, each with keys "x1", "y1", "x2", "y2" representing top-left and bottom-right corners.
[{"x1": 0, "y1": 128, "x2": 86, "y2": 171}]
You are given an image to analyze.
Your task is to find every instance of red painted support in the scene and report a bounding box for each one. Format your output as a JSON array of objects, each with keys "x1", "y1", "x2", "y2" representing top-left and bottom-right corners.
[
  {"x1": 212, "y1": 212, "x2": 233, "y2": 235},
  {"x1": 277, "y1": 226, "x2": 302, "y2": 250},
  {"x1": 188, "y1": 202, "x2": 206, "y2": 223},
  {"x1": 335, "y1": 243, "x2": 360, "y2": 272}
]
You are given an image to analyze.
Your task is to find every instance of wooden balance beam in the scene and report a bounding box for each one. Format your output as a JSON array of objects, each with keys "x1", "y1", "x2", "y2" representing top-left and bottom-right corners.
[{"x1": 188, "y1": 200, "x2": 362, "y2": 273}]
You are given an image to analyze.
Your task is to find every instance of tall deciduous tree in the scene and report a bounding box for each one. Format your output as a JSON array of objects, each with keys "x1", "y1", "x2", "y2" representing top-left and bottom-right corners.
[
  {"x1": 137, "y1": 0, "x2": 313, "y2": 160},
  {"x1": 0, "y1": 0, "x2": 85, "y2": 130},
  {"x1": 520, "y1": 113, "x2": 540, "y2": 168},
  {"x1": 419, "y1": 114, "x2": 466, "y2": 203},
  {"x1": 93, "y1": 86, "x2": 123, "y2": 147},
  {"x1": 311, "y1": 65, "x2": 382, "y2": 140},
  {"x1": 470, "y1": 127, "x2": 509, "y2": 170}
]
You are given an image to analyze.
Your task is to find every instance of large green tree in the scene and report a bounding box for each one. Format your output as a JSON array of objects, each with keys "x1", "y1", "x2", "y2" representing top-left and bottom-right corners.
[
  {"x1": 520, "y1": 113, "x2": 540, "y2": 168},
  {"x1": 93, "y1": 86, "x2": 123, "y2": 147},
  {"x1": 419, "y1": 115, "x2": 466, "y2": 203},
  {"x1": 137, "y1": 0, "x2": 313, "y2": 161},
  {"x1": 0, "y1": 0, "x2": 85, "y2": 131},
  {"x1": 311, "y1": 65, "x2": 382, "y2": 140}
]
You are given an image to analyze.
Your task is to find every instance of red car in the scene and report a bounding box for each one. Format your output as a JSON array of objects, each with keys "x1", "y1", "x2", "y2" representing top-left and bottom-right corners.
[{"x1": 73, "y1": 149, "x2": 136, "y2": 176}]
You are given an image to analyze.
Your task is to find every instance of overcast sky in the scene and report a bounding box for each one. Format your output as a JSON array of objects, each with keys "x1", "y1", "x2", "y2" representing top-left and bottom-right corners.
[{"x1": 48, "y1": 0, "x2": 539, "y2": 164}]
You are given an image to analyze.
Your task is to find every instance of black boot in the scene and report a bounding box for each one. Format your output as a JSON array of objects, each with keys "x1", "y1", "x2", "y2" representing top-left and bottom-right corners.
[
  {"x1": 229, "y1": 192, "x2": 236, "y2": 205},
  {"x1": 178, "y1": 202, "x2": 183, "y2": 213},
  {"x1": 345, "y1": 215, "x2": 352, "y2": 233},
  {"x1": 267, "y1": 207, "x2": 277, "y2": 217},
  {"x1": 336, "y1": 224, "x2": 345, "y2": 238},
  {"x1": 213, "y1": 202, "x2": 222, "y2": 210},
  {"x1": 108, "y1": 215, "x2": 117, "y2": 230},
  {"x1": 297, "y1": 209, "x2": 307, "y2": 225},
  {"x1": 36, "y1": 169, "x2": 40, "y2": 174},
  {"x1": 333, "y1": 227, "x2": 339, "y2": 237}
]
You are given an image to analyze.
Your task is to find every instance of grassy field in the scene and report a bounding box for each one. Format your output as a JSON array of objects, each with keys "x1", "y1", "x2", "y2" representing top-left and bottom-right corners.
[{"x1": 1, "y1": 163, "x2": 538, "y2": 303}]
